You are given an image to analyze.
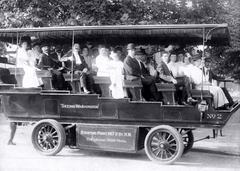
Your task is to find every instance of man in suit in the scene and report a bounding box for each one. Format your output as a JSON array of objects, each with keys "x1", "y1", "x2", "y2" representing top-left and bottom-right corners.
[
  {"x1": 123, "y1": 43, "x2": 161, "y2": 101},
  {"x1": 61, "y1": 43, "x2": 94, "y2": 94},
  {"x1": 203, "y1": 57, "x2": 234, "y2": 106},
  {"x1": 156, "y1": 51, "x2": 196, "y2": 105},
  {"x1": 38, "y1": 43, "x2": 65, "y2": 90}
]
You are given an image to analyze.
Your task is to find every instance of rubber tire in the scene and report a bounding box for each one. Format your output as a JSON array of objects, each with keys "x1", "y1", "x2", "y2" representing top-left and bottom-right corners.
[
  {"x1": 181, "y1": 130, "x2": 194, "y2": 155},
  {"x1": 31, "y1": 119, "x2": 66, "y2": 156},
  {"x1": 144, "y1": 125, "x2": 184, "y2": 165}
]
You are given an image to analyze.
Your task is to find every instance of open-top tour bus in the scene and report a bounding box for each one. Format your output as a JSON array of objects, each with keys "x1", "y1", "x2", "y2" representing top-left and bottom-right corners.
[{"x1": 0, "y1": 24, "x2": 239, "y2": 164}]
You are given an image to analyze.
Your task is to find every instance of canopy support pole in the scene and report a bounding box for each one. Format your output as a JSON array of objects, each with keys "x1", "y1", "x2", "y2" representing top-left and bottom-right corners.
[
  {"x1": 201, "y1": 27, "x2": 206, "y2": 101},
  {"x1": 15, "y1": 32, "x2": 19, "y2": 77},
  {"x1": 71, "y1": 30, "x2": 75, "y2": 82}
]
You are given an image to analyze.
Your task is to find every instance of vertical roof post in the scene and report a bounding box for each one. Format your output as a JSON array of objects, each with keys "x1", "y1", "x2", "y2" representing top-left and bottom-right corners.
[{"x1": 71, "y1": 30, "x2": 75, "y2": 82}]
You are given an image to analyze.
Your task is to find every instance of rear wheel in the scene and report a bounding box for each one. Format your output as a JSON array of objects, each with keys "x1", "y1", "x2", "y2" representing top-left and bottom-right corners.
[
  {"x1": 144, "y1": 125, "x2": 184, "y2": 165},
  {"x1": 178, "y1": 129, "x2": 194, "y2": 155},
  {"x1": 31, "y1": 119, "x2": 66, "y2": 156}
]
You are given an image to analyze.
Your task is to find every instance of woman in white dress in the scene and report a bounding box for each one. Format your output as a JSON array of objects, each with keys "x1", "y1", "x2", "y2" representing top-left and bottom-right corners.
[
  {"x1": 17, "y1": 40, "x2": 41, "y2": 88},
  {"x1": 108, "y1": 52, "x2": 124, "y2": 98},
  {"x1": 190, "y1": 55, "x2": 229, "y2": 109},
  {"x1": 178, "y1": 53, "x2": 194, "y2": 78},
  {"x1": 95, "y1": 45, "x2": 112, "y2": 76}
]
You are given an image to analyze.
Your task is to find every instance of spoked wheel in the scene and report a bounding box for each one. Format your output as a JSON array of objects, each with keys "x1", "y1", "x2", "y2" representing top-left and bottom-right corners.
[
  {"x1": 144, "y1": 125, "x2": 184, "y2": 165},
  {"x1": 31, "y1": 119, "x2": 66, "y2": 156},
  {"x1": 177, "y1": 128, "x2": 194, "y2": 155}
]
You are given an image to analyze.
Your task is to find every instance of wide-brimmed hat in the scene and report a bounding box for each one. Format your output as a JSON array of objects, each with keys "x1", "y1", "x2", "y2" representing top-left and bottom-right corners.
[
  {"x1": 126, "y1": 43, "x2": 135, "y2": 50},
  {"x1": 192, "y1": 54, "x2": 202, "y2": 61},
  {"x1": 204, "y1": 57, "x2": 212, "y2": 62},
  {"x1": 135, "y1": 48, "x2": 147, "y2": 56}
]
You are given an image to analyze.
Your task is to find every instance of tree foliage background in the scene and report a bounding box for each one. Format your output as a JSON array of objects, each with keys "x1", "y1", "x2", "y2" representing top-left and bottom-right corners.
[{"x1": 0, "y1": 0, "x2": 239, "y2": 77}]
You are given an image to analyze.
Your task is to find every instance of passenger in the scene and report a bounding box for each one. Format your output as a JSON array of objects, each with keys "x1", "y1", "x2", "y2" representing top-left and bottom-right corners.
[
  {"x1": 105, "y1": 45, "x2": 111, "y2": 58},
  {"x1": 61, "y1": 43, "x2": 94, "y2": 93},
  {"x1": 108, "y1": 51, "x2": 124, "y2": 98},
  {"x1": 177, "y1": 51, "x2": 185, "y2": 66},
  {"x1": 95, "y1": 45, "x2": 112, "y2": 76},
  {"x1": 123, "y1": 43, "x2": 161, "y2": 101},
  {"x1": 178, "y1": 53, "x2": 194, "y2": 77},
  {"x1": 51, "y1": 45, "x2": 65, "y2": 72},
  {"x1": 156, "y1": 51, "x2": 196, "y2": 105},
  {"x1": 17, "y1": 39, "x2": 41, "y2": 88},
  {"x1": 167, "y1": 51, "x2": 181, "y2": 78},
  {"x1": 95, "y1": 45, "x2": 112, "y2": 96},
  {"x1": 38, "y1": 43, "x2": 65, "y2": 90},
  {"x1": 91, "y1": 47, "x2": 100, "y2": 74},
  {"x1": 203, "y1": 57, "x2": 234, "y2": 107},
  {"x1": 62, "y1": 44, "x2": 71, "y2": 56},
  {"x1": 114, "y1": 46, "x2": 125, "y2": 62},
  {"x1": 140, "y1": 52, "x2": 158, "y2": 78},
  {"x1": 190, "y1": 54, "x2": 229, "y2": 109},
  {"x1": 31, "y1": 42, "x2": 42, "y2": 65},
  {"x1": 81, "y1": 45, "x2": 93, "y2": 72}
]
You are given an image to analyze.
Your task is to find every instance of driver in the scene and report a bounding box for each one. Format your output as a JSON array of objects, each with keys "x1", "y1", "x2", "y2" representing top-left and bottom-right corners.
[{"x1": 203, "y1": 57, "x2": 234, "y2": 107}]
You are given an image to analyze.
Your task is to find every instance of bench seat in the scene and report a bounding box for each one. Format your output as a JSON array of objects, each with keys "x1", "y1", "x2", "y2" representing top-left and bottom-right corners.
[
  {"x1": 190, "y1": 89, "x2": 213, "y2": 98},
  {"x1": 63, "y1": 74, "x2": 81, "y2": 93},
  {"x1": 93, "y1": 76, "x2": 111, "y2": 97},
  {"x1": 156, "y1": 83, "x2": 176, "y2": 105},
  {"x1": 123, "y1": 79, "x2": 143, "y2": 101},
  {"x1": 123, "y1": 79, "x2": 143, "y2": 88}
]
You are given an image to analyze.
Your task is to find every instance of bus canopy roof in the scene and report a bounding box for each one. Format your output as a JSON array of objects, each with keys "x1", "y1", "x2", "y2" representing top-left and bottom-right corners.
[{"x1": 0, "y1": 24, "x2": 231, "y2": 46}]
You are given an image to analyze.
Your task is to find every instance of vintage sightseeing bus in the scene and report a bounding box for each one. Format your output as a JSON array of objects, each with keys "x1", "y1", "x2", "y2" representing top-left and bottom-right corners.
[{"x1": 0, "y1": 24, "x2": 239, "y2": 164}]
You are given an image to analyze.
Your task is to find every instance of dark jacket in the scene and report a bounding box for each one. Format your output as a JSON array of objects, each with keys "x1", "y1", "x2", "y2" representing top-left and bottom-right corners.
[
  {"x1": 51, "y1": 52, "x2": 64, "y2": 68},
  {"x1": 123, "y1": 55, "x2": 153, "y2": 84},
  {"x1": 38, "y1": 53, "x2": 55, "y2": 70},
  {"x1": 203, "y1": 67, "x2": 224, "y2": 83},
  {"x1": 156, "y1": 61, "x2": 173, "y2": 82},
  {"x1": 64, "y1": 51, "x2": 88, "y2": 72}
]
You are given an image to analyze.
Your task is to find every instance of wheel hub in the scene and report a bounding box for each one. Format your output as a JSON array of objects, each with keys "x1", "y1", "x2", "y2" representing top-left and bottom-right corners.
[
  {"x1": 158, "y1": 141, "x2": 169, "y2": 150},
  {"x1": 43, "y1": 133, "x2": 53, "y2": 143}
]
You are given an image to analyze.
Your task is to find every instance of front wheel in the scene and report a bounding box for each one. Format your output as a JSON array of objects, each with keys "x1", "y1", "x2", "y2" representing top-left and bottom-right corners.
[
  {"x1": 31, "y1": 119, "x2": 66, "y2": 156},
  {"x1": 144, "y1": 125, "x2": 184, "y2": 165}
]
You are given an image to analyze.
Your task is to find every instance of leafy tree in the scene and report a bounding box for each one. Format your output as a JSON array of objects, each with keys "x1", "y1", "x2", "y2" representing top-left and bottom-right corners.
[{"x1": 0, "y1": 0, "x2": 239, "y2": 76}]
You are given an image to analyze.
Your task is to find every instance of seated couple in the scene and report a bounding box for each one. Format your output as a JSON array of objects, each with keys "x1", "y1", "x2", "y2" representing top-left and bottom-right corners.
[
  {"x1": 189, "y1": 54, "x2": 234, "y2": 110},
  {"x1": 61, "y1": 43, "x2": 94, "y2": 94}
]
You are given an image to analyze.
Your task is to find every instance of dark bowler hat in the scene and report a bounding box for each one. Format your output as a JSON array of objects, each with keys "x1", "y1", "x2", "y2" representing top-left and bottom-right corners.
[
  {"x1": 192, "y1": 54, "x2": 202, "y2": 61},
  {"x1": 126, "y1": 43, "x2": 135, "y2": 50},
  {"x1": 204, "y1": 57, "x2": 212, "y2": 62},
  {"x1": 40, "y1": 42, "x2": 49, "y2": 48},
  {"x1": 135, "y1": 48, "x2": 147, "y2": 56}
]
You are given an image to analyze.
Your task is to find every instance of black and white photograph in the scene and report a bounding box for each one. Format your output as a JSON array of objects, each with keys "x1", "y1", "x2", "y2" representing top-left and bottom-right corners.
[{"x1": 0, "y1": 0, "x2": 239, "y2": 171}]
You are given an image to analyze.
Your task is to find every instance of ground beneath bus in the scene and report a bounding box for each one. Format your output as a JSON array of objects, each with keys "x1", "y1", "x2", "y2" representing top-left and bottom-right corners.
[{"x1": 0, "y1": 98, "x2": 239, "y2": 171}]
